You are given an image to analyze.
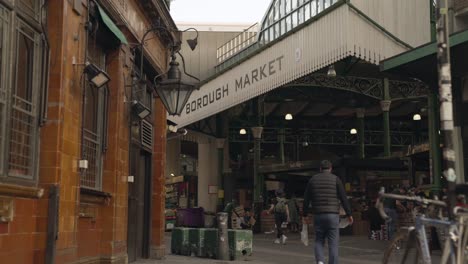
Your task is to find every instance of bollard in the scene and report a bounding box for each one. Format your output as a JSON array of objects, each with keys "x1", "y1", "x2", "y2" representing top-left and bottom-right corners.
[{"x1": 217, "y1": 212, "x2": 229, "y2": 260}]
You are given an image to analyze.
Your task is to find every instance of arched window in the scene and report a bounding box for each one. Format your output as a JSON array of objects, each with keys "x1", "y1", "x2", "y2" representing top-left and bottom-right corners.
[{"x1": 258, "y1": 0, "x2": 339, "y2": 44}]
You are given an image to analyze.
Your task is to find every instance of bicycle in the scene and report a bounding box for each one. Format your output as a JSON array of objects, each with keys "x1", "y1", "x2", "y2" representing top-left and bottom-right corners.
[{"x1": 377, "y1": 189, "x2": 468, "y2": 264}]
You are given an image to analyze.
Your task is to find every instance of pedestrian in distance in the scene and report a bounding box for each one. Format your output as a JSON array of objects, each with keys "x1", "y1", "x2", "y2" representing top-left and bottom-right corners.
[
  {"x1": 303, "y1": 160, "x2": 353, "y2": 264},
  {"x1": 287, "y1": 193, "x2": 300, "y2": 232},
  {"x1": 267, "y1": 189, "x2": 290, "y2": 244}
]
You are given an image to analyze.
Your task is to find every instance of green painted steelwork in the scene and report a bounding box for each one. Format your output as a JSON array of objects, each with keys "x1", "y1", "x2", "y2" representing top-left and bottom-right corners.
[
  {"x1": 97, "y1": 5, "x2": 128, "y2": 45},
  {"x1": 380, "y1": 29, "x2": 468, "y2": 72}
]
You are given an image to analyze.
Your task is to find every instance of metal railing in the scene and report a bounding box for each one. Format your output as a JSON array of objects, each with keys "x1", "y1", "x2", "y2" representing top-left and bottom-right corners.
[{"x1": 216, "y1": 23, "x2": 259, "y2": 65}]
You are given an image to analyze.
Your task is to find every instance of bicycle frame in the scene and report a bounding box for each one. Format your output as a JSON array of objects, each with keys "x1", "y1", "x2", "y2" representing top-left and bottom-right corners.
[
  {"x1": 378, "y1": 191, "x2": 468, "y2": 264},
  {"x1": 412, "y1": 215, "x2": 454, "y2": 264}
]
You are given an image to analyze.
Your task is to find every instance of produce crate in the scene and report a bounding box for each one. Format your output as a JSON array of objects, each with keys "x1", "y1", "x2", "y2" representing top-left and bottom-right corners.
[
  {"x1": 171, "y1": 227, "x2": 191, "y2": 255},
  {"x1": 228, "y1": 229, "x2": 253, "y2": 260}
]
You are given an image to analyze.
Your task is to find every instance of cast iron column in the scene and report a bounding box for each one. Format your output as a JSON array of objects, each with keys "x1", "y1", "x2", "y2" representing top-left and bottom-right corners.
[
  {"x1": 428, "y1": 92, "x2": 442, "y2": 193},
  {"x1": 251, "y1": 126, "x2": 263, "y2": 233},
  {"x1": 356, "y1": 108, "x2": 365, "y2": 159},
  {"x1": 381, "y1": 78, "x2": 392, "y2": 157},
  {"x1": 278, "y1": 128, "x2": 285, "y2": 164},
  {"x1": 216, "y1": 138, "x2": 225, "y2": 210},
  {"x1": 435, "y1": 0, "x2": 457, "y2": 219}
]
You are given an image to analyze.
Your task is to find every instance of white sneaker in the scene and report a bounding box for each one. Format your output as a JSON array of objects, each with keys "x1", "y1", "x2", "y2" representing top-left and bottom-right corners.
[
  {"x1": 274, "y1": 239, "x2": 280, "y2": 244},
  {"x1": 318, "y1": 262, "x2": 325, "y2": 264},
  {"x1": 281, "y1": 235, "x2": 287, "y2": 244}
]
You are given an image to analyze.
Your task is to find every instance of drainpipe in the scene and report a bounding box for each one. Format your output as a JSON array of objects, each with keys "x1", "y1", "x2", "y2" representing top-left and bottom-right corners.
[{"x1": 45, "y1": 185, "x2": 59, "y2": 264}]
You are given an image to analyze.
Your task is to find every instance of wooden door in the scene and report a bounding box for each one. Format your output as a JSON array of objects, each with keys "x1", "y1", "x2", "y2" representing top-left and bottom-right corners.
[{"x1": 128, "y1": 148, "x2": 152, "y2": 262}]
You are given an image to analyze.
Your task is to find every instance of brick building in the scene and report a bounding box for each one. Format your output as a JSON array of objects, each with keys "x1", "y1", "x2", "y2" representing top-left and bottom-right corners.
[{"x1": 0, "y1": 0, "x2": 174, "y2": 263}]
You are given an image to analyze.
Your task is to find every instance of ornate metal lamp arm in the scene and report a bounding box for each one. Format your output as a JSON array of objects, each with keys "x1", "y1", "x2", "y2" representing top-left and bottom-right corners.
[{"x1": 139, "y1": 26, "x2": 176, "y2": 80}]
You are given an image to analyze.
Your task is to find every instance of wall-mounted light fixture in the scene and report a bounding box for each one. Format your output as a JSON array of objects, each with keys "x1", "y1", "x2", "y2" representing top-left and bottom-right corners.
[
  {"x1": 84, "y1": 62, "x2": 110, "y2": 87},
  {"x1": 132, "y1": 100, "x2": 151, "y2": 119},
  {"x1": 239, "y1": 128, "x2": 247, "y2": 135},
  {"x1": 73, "y1": 58, "x2": 110, "y2": 88},
  {"x1": 350, "y1": 128, "x2": 358, "y2": 134},
  {"x1": 413, "y1": 113, "x2": 422, "y2": 121},
  {"x1": 285, "y1": 113, "x2": 293, "y2": 120},
  {"x1": 137, "y1": 26, "x2": 200, "y2": 116}
]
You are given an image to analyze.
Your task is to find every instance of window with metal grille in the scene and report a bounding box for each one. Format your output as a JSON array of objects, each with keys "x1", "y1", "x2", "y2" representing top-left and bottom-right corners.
[
  {"x1": 81, "y1": 39, "x2": 108, "y2": 190},
  {"x1": 0, "y1": 2, "x2": 44, "y2": 183}
]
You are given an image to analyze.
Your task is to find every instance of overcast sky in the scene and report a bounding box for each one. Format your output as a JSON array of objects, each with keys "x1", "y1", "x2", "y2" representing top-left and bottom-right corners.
[{"x1": 170, "y1": 0, "x2": 272, "y2": 24}]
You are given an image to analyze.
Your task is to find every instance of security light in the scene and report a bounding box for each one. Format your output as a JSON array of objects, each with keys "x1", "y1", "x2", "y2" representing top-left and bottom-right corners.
[
  {"x1": 350, "y1": 128, "x2": 358, "y2": 134},
  {"x1": 132, "y1": 100, "x2": 151, "y2": 119},
  {"x1": 285, "y1": 113, "x2": 293, "y2": 120},
  {"x1": 239, "y1": 128, "x2": 247, "y2": 135},
  {"x1": 413, "y1": 114, "x2": 422, "y2": 121},
  {"x1": 84, "y1": 62, "x2": 110, "y2": 88}
]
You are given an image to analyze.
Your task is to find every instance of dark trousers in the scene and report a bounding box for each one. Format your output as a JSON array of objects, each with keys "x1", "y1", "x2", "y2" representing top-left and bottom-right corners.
[
  {"x1": 314, "y1": 214, "x2": 340, "y2": 264},
  {"x1": 274, "y1": 213, "x2": 287, "y2": 238}
]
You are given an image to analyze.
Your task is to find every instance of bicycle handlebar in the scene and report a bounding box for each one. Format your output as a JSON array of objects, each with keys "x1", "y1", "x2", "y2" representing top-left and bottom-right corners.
[{"x1": 375, "y1": 192, "x2": 447, "y2": 221}]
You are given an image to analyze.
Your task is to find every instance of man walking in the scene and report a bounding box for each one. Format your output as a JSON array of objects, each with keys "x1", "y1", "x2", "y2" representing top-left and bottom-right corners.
[{"x1": 303, "y1": 160, "x2": 353, "y2": 264}]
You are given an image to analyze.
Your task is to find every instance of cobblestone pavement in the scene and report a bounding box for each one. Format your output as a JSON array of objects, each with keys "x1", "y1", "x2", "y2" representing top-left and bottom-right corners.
[{"x1": 133, "y1": 232, "x2": 442, "y2": 264}]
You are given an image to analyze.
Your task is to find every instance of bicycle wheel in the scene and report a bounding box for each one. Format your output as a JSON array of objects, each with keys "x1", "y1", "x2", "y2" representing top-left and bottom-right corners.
[{"x1": 383, "y1": 230, "x2": 423, "y2": 264}]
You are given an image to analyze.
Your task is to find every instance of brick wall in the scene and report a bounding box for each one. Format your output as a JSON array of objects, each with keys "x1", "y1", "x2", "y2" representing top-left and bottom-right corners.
[
  {"x1": 455, "y1": 0, "x2": 468, "y2": 11},
  {"x1": 0, "y1": 198, "x2": 46, "y2": 263},
  {"x1": 0, "y1": 0, "x2": 170, "y2": 263}
]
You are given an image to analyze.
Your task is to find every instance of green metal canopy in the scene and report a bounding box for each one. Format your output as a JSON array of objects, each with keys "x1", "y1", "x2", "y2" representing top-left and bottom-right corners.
[
  {"x1": 380, "y1": 29, "x2": 468, "y2": 84},
  {"x1": 97, "y1": 5, "x2": 128, "y2": 45}
]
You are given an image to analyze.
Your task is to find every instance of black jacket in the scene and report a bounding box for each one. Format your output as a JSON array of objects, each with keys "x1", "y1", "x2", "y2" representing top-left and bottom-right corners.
[{"x1": 303, "y1": 172, "x2": 352, "y2": 216}]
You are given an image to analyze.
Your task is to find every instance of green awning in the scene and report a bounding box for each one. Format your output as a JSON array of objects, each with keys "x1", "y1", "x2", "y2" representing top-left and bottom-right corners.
[
  {"x1": 97, "y1": 5, "x2": 128, "y2": 45},
  {"x1": 381, "y1": 29, "x2": 468, "y2": 72}
]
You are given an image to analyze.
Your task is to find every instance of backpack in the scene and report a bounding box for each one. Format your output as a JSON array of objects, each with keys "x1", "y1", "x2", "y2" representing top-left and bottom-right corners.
[{"x1": 275, "y1": 198, "x2": 287, "y2": 213}]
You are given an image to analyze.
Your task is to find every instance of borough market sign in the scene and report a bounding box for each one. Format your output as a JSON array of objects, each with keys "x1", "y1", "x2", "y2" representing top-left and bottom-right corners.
[{"x1": 184, "y1": 55, "x2": 284, "y2": 115}]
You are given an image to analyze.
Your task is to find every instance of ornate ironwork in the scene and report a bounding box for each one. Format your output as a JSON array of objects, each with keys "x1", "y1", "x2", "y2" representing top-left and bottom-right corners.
[
  {"x1": 230, "y1": 127, "x2": 427, "y2": 147},
  {"x1": 287, "y1": 73, "x2": 429, "y2": 100},
  {"x1": 389, "y1": 80, "x2": 429, "y2": 100}
]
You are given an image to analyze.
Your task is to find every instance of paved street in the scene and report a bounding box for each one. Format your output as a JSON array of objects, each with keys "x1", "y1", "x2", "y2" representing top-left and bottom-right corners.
[{"x1": 133, "y1": 232, "x2": 411, "y2": 264}]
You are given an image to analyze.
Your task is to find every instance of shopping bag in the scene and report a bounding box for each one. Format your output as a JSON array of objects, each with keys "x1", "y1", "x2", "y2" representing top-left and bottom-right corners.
[{"x1": 301, "y1": 224, "x2": 309, "y2": 246}]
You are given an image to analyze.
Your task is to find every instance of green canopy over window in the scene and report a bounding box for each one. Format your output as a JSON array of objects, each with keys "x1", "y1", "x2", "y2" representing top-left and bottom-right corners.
[{"x1": 97, "y1": 5, "x2": 128, "y2": 45}]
